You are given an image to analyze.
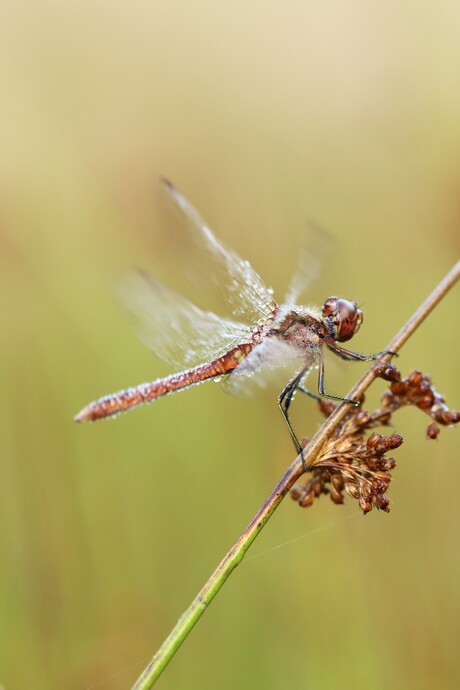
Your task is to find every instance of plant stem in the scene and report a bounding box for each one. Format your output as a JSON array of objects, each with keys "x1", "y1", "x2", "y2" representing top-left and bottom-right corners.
[
  {"x1": 131, "y1": 260, "x2": 460, "y2": 689},
  {"x1": 131, "y1": 459, "x2": 304, "y2": 690}
]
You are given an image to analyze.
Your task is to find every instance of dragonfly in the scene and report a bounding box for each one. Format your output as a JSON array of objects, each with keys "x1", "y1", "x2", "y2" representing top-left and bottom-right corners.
[{"x1": 75, "y1": 180, "x2": 387, "y2": 468}]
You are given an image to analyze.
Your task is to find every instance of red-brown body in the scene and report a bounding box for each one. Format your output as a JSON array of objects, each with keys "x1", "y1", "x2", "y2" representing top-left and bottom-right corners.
[
  {"x1": 75, "y1": 343, "x2": 254, "y2": 422},
  {"x1": 75, "y1": 181, "x2": 374, "y2": 458}
]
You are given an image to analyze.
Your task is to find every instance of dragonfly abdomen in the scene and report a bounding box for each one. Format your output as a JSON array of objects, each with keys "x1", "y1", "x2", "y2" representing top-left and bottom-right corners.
[{"x1": 74, "y1": 343, "x2": 254, "y2": 422}]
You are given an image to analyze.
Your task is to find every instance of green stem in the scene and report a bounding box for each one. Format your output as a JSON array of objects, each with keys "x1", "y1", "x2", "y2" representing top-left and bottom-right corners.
[
  {"x1": 131, "y1": 259, "x2": 460, "y2": 689},
  {"x1": 131, "y1": 458, "x2": 304, "y2": 689}
]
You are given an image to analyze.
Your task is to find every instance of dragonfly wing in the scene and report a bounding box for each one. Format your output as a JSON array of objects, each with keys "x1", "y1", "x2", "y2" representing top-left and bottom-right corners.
[
  {"x1": 161, "y1": 179, "x2": 277, "y2": 324},
  {"x1": 284, "y1": 225, "x2": 333, "y2": 306},
  {"x1": 224, "y1": 336, "x2": 317, "y2": 397},
  {"x1": 118, "y1": 270, "x2": 252, "y2": 370}
]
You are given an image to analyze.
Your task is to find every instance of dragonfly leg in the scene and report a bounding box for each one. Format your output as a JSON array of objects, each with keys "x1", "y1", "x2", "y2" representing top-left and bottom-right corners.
[
  {"x1": 321, "y1": 341, "x2": 397, "y2": 404},
  {"x1": 317, "y1": 348, "x2": 357, "y2": 405},
  {"x1": 297, "y1": 386, "x2": 321, "y2": 402},
  {"x1": 278, "y1": 367, "x2": 309, "y2": 470},
  {"x1": 325, "y1": 339, "x2": 397, "y2": 362}
]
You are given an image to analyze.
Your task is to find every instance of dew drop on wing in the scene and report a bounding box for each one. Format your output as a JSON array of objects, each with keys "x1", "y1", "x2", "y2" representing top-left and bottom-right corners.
[{"x1": 223, "y1": 337, "x2": 306, "y2": 398}]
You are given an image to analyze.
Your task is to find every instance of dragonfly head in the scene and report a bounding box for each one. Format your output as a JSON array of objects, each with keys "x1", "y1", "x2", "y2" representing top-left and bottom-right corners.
[{"x1": 322, "y1": 297, "x2": 363, "y2": 342}]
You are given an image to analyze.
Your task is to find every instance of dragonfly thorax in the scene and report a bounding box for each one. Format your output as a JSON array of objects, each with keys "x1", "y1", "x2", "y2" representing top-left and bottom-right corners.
[
  {"x1": 272, "y1": 306, "x2": 324, "y2": 351},
  {"x1": 321, "y1": 297, "x2": 363, "y2": 343}
]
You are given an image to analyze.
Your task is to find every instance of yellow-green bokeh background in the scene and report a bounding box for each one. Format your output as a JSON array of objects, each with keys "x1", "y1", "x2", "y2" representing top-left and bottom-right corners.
[{"x1": 1, "y1": 2, "x2": 460, "y2": 689}]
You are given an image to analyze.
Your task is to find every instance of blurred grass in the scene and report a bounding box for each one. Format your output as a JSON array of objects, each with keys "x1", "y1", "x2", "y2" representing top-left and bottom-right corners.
[{"x1": 1, "y1": 1, "x2": 460, "y2": 689}]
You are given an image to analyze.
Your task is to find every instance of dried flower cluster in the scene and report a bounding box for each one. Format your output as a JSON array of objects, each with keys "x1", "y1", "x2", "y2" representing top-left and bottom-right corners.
[
  {"x1": 377, "y1": 364, "x2": 460, "y2": 435},
  {"x1": 291, "y1": 365, "x2": 459, "y2": 515}
]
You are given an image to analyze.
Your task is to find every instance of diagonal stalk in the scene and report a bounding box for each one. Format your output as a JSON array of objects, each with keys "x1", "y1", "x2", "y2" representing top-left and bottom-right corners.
[{"x1": 131, "y1": 260, "x2": 460, "y2": 689}]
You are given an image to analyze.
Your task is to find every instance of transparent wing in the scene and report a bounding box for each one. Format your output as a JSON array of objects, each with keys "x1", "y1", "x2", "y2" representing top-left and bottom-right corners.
[
  {"x1": 161, "y1": 179, "x2": 276, "y2": 324},
  {"x1": 117, "y1": 271, "x2": 252, "y2": 369},
  {"x1": 284, "y1": 224, "x2": 333, "y2": 307},
  {"x1": 224, "y1": 336, "x2": 317, "y2": 397}
]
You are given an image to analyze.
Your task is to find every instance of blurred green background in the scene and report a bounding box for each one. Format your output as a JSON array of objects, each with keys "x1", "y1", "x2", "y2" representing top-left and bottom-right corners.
[{"x1": 1, "y1": 2, "x2": 460, "y2": 689}]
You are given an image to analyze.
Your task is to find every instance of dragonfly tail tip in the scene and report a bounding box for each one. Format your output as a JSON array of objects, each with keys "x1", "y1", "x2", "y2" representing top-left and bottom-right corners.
[
  {"x1": 74, "y1": 407, "x2": 91, "y2": 423},
  {"x1": 160, "y1": 176, "x2": 173, "y2": 191}
]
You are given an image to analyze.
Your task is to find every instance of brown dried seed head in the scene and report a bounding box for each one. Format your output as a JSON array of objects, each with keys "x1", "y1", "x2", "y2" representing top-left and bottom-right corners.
[
  {"x1": 380, "y1": 390, "x2": 396, "y2": 408},
  {"x1": 372, "y1": 472, "x2": 391, "y2": 485},
  {"x1": 408, "y1": 370, "x2": 424, "y2": 386},
  {"x1": 311, "y1": 479, "x2": 323, "y2": 497},
  {"x1": 290, "y1": 486, "x2": 302, "y2": 500},
  {"x1": 297, "y1": 493, "x2": 315, "y2": 508},
  {"x1": 367, "y1": 433, "x2": 383, "y2": 449},
  {"x1": 416, "y1": 394, "x2": 435, "y2": 411},
  {"x1": 375, "y1": 494, "x2": 390, "y2": 512},
  {"x1": 383, "y1": 458, "x2": 397, "y2": 470},
  {"x1": 426, "y1": 422, "x2": 440, "y2": 440},
  {"x1": 291, "y1": 485, "x2": 316, "y2": 507},
  {"x1": 345, "y1": 483, "x2": 359, "y2": 499},
  {"x1": 359, "y1": 496, "x2": 373, "y2": 514},
  {"x1": 355, "y1": 411, "x2": 371, "y2": 426},
  {"x1": 331, "y1": 474, "x2": 345, "y2": 491},
  {"x1": 373, "y1": 478, "x2": 389, "y2": 492},
  {"x1": 294, "y1": 367, "x2": 458, "y2": 516},
  {"x1": 299, "y1": 492, "x2": 315, "y2": 507},
  {"x1": 434, "y1": 409, "x2": 460, "y2": 425},
  {"x1": 367, "y1": 432, "x2": 402, "y2": 455},
  {"x1": 330, "y1": 488, "x2": 344, "y2": 504},
  {"x1": 377, "y1": 411, "x2": 393, "y2": 425},
  {"x1": 335, "y1": 437, "x2": 355, "y2": 453},
  {"x1": 375, "y1": 362, "x2": 401, "y2": 382},
  {"x1": 387, "y1": 433, "x2": 404, "y2": 449},
  {"x1": 361, "y1": 483, "x2": 373, "y2": 498},
  {"x1": 390, "y1": 381, "x2": 406, "y2": 397}
]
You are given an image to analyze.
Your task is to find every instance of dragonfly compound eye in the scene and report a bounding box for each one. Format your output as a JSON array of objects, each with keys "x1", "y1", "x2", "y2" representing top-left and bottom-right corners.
[{"x1": 322, "y1": 297, "x2": 363, "y2": 342}]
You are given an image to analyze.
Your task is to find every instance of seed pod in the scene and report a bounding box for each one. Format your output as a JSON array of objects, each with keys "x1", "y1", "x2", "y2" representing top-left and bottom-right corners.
[
  {"x1": 390, "y1": 381, "x2": 406, "y2": 396},
  {"x1": 434, "y1": 409, "x2": 460, "y2": 425},
  {"x1": 335, "y1": 437, "x2": 354, "y2": 454},
  {"x1": 331, "y1": 474, "x2": 345, "y2": 491},
  {"x1": 380, "y1": 390, "x2": 396, "y2": 409},
  {"x1": 355, "y1": 411, "x2": 371, "y2": 426},
  {"x1": 408, "y1": 370, "x2": 424, "y2": 386},
  {"x1": 367, "y1": 433, "x2": 383, "y2": 449},
  {"x1": 383, "y1": 457, "x2": 397, "y2": 470},
  {"x1": 344, "y1": 482, "x2": 359, "y2": 499},
  {"x1": 375, "y1": 362, "x2": 401, "y2": 382},
  {"x1": 299, "y1": 492, "x2": 315, "y2": 507},
  {"x1": 375, "y1": 493, "x2": 390, "y2": 512},
  {"x1": 426, "y1": 422, "x2": 439, "y2": 440},
  {"x1": 330, "y1": 488, "x2": 344, "y2": 504},
  {"x1": 359, "y1": 496, "x2": 373, "y2": 514},
  {"x1": 361, "y1": 482, "x2": 373, "y2": 498},
  {"x1": 387, "y1": 433, "x2": 403, "y2": 450}
]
